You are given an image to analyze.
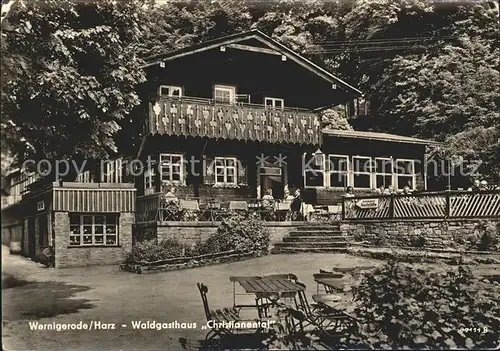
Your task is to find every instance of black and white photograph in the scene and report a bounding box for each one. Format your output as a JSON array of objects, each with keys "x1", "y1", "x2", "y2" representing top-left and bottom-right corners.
[{"x1": 1, "y1": 0, "x2": 499, "y2": 349}]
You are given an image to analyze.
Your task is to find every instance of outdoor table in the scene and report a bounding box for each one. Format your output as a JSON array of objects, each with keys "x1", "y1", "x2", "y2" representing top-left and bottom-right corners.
[
  {"x1": 314, "y1": 277, "x2": 346, "y2": 293},
  {"x1": 229, "y1": 276, "x2": 305, "y2": 318}
]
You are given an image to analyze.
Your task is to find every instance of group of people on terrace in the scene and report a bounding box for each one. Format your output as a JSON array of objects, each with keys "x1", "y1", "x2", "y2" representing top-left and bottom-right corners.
[
  {"x1": 467, "y1": 179, "x2": 497, "y2": 192},
  {"x1": 160, "y1": 186, "x2": 305, "y2": 218},
  {"x1": 343, "y1": 184, "x2": 412, "y2": 198}
]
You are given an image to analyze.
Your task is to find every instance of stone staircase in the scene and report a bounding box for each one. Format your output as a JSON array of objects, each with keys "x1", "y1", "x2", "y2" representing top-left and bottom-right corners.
[{"x1": 272, "y1": 223, "x2": 352, "y2": 254}]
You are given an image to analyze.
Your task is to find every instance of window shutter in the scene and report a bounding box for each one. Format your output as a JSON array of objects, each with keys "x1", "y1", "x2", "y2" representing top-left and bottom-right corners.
[
  {"x1": 204, "y1": 157, "x2": 215, "y2": 185},
  {"x1": 238, "y1": 158, "x2": 248, "y2": 186}
]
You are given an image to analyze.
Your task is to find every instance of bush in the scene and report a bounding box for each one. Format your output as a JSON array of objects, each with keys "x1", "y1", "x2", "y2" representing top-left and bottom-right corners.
[
  {"x1": 197, "y1": 212, "x2": 270, "y2": 255},
  {"x1": 351, "y1": 261, "x2": 500, "y2": 349},
  {"x1": 125, "y1": 238, "x2": 191, "y2": 263},
  {"x1": 467, "y1": 221, "x2": 499, "y2": 251},
  {"x1": 477, "y1": 221, "x2": 499, "y2": 251}
]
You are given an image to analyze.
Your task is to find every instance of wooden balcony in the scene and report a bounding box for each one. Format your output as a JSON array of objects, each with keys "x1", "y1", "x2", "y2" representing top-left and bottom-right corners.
[
  {"x1": 52, "y1": 182, "x2": 136, "y2": 213},
  {"x1": 148, "y1": 96, "x2": 321, "y2": 145}
]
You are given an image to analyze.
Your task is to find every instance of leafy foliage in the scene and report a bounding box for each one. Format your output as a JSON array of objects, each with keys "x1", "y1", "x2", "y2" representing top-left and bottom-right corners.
[
  {"x1": 1, "y1": 0, "x2": 146, "y2": 162},
  {"x1": 126, "y1": 213, "x2": 269, "y2": 262},
  {"x1": 198, "y1": 212, "x2": 270, "y2": 254},
  {"x1": 125, "y1": 238, "x2": 191, "y2": 263},
  {"x1": 351, "y1": 262, "x2": 500, "y2": 349},
  {"x1": 472, "y1": 221, "x2": 499, "y2": 251},
  {"x1": 2, "y1": 0, "x2": 498, "y2": 181},
  {"x1": 320, "y1": 108, "x2": 353, "y2": 130}
]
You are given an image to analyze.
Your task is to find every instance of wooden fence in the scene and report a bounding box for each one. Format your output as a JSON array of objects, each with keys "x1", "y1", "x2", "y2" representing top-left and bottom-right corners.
[{"x1": 343, "y1": 190, "x2": 500, "y2": 220}]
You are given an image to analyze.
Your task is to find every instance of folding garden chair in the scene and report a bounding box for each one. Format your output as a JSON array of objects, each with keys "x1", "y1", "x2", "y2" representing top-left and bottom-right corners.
[
  {"x1": 197, "y1": 283, "x2": 263, "y2": 349},
  {"x1": 290, "y1": 282, "x2": 359, "y2": 340}
]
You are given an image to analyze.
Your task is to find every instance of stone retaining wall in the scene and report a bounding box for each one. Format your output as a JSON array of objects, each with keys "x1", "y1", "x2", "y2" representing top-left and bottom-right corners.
[
  {"x1": 341, "y1": 218, "x2": 500, "y2": 251},
  {"x1": 135, "y1": 222, "x2": 304, "y2": 248}
]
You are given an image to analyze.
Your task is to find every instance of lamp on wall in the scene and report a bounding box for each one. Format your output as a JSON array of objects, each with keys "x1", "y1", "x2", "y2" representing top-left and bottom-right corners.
[{"x1": 313, "y1": 148, "x2": 324, "y2": 167}]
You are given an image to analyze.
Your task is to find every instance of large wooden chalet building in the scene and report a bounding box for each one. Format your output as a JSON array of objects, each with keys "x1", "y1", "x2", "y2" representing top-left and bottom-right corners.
[{"x1": 1, "y1": 30, "x2": 436, "y2": 267}]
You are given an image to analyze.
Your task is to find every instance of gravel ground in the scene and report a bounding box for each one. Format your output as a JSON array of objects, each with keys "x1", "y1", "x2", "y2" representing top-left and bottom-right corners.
[{"x1": 2, "y1": 246, "x2": 381, "y2": 351}]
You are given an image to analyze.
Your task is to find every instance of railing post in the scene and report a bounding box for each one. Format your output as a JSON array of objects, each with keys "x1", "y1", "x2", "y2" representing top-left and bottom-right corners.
[
  {"x1": 390, "y1": 194, "x2": 395, "y2": 219},
  {"x1": 341, "y1": 197, "x2": 346, "y2": 220},
  {"x1": 445, "y1": 191, "x2": 451, "y2": 218}
]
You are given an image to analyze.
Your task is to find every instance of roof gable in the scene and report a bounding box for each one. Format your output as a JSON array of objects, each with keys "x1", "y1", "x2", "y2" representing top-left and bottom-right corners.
[{"x1": 143, "y1": 30, "x2": 362, "y2": 96}]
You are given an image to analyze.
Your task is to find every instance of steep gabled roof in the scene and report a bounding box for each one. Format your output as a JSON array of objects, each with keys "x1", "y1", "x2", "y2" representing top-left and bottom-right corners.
[
  {"x1": 143, "y1": 29, "x2": 362, "y2": 96},
  {"x1": 323, "y1": 129, "x2": 440, "y2": 146}
]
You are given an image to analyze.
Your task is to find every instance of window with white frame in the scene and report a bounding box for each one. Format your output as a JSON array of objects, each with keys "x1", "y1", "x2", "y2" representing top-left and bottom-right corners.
[
  {"x1": 395, "y1": 159, "x2": 416, "y2": 189},
  {"x1": 158, "y1": 85, "x2": 183, "y2": 97},
  {"x1": 214, "y1": 85, "x2": 236, "y2": 104},
  {"x1": 215, "y1": 157, "x2": 237, "y2": 185},
  {"x1": 159, "y1": 154, "x2": 183, "y2": 185},
  {"x1": 101, "y1": 159, "x2": 123, "y2": 183},
  {"x1": 264, "y1": 97, "x2": 284, "y2": 109},
  {"x1": 69, "y1": 214, "x2": 118, "y2": 246},
  {"x1": 352, "y1": 156, "x2": 374, "y2": 189},
  {"x1": 328, "y1": 155, "x2": 349, "y2": 188},
  {"x1": 304, "y1": 153, "x2": 325, "y2": 187},
  {"x1": 375, "y1": 157, "x2": 393, "y2": 188},
  {"x1": 144, "y1": 166, "x2": 155, "y2": 194}
]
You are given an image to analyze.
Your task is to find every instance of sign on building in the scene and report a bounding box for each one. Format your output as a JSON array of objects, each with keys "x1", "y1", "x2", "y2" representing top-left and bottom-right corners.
[{"x1": 356, "y1": 198, "x2": 379, "y2": 209}]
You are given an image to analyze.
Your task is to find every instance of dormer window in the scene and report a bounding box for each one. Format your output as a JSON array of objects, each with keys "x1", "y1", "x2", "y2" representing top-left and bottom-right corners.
[
  {"x1": 265, "y1": 97, "x2": 284, "y2": 110},
  {"x1": 158, "y1": 85, "x2": 183, "y2": 98},
  {"x1": 214, "y1": 85, "x2": 236, "y2": 104}
]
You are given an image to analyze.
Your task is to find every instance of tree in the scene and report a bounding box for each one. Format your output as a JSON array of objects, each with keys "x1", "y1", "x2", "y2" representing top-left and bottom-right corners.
[
  {"x1": 320, "y1": 108, "x2": 353, "y2": 130},
  {"x1": 1, "y1": 0, "x2": 147, "y2": 163},
  {"x1": 334, "y1": 0, "x2": 499, "y2": 181}
]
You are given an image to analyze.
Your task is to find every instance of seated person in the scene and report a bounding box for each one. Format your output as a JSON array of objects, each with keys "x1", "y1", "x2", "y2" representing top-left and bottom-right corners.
[
  {"x1": 290, "y1": 189, "x2": 302, "y2": 211},
  {"x1": 284, "y1": 189, "x2": 295, "y2": 202},
  {"x1": 163, "y1": 187, "x2": 179, "y2": 205},
  {"x1": 467, "y1": 179, "x2": 481, "y2": 192},
  {"x1": 261, "y1": 189, "x2": 275, "y2": 209},
  {"x1": 344, "y1": 186, "x2": 355, "y2": 198},
  {"x1": 402, "y1": 186, "x2": 412, "y2": 195}
]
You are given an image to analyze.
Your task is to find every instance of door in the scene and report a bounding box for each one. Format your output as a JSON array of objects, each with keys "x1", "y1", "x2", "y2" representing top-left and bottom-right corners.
[{"x1": 259, "y1": 167, "x2": 284, "y2": 199}]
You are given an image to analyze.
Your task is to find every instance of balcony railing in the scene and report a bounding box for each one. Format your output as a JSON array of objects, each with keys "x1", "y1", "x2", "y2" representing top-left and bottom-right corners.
[
  {"x1": 342, "y1": 190, "x2": 500, "y2": 220},
  {"x1": 148, "y1": 96, "x2": 321, "y2": 145},
  {"x1": 52, "y1": 182, "x2": 136, "y2": 213},
  {"x1": 136, "y1": 193, "x2": 314, "y2": 223}
]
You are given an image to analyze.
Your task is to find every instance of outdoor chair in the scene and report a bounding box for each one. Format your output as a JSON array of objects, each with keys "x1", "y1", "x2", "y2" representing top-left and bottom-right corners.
[
  {"x1": 313, "y1": 273, "x2": 345, "y2": 294},
  {"x1": 199, "y1": 199, "x2": 218, "y2": 221},
  {"x1": 197, "y1": 282, "x2": 262, "y2": 348},
  {"x1": 257, "y1": 201, "x2": 276, "y2": 221},
  {"x1": 275, "y1": 202, "x2": 290, "y2": 221},
  {"x1": 319, "y1": 269, "x2": 345, "y2": 278},
  {"x1": 157, "y1": 202, "x2": 182, "y2": 221},
  {"x1": 327, "y1": 205, "x2": 342, "y2": 221},
  {"x1": 289, "y1": 281, "x2": 359, "y2": 340}
]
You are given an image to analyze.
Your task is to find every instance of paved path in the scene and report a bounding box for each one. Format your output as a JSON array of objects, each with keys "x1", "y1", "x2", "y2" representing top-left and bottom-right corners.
[{"x1": 2, "y1": 246, "x2": 380, "y2": 350}]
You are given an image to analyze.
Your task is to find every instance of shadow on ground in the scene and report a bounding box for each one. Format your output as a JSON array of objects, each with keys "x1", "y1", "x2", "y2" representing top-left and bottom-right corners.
[
  {"x1": 2, "y1": 276, "x2": 96, "y2": 320},
  {"x1": 2, "y1": 273, "x2": 30, "y2": 289}
]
